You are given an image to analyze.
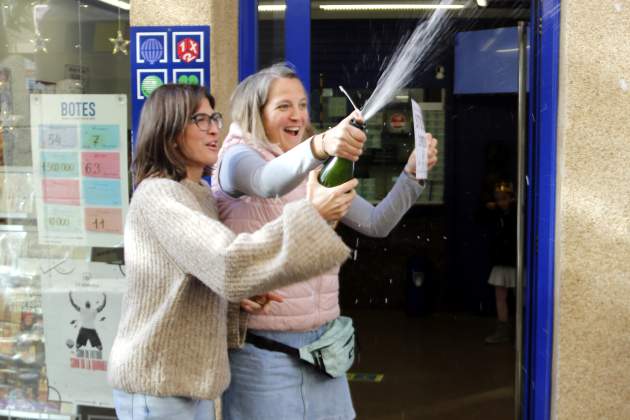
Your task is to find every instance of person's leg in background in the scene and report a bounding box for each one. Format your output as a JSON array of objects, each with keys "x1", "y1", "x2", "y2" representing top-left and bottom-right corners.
[{"x1": 485, "y1": 265, "x2": 515, "y2": 344}]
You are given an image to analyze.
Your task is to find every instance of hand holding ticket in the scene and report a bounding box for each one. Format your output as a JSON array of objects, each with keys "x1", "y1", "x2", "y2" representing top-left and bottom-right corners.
[{"x1": 411, "y1": 99, "x2": 428, "y2": 180}]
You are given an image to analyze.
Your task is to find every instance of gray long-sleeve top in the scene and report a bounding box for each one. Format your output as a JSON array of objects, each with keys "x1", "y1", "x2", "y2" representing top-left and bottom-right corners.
[{"x1": 217, "y1": 141, "x2": 425, "y2": 238}]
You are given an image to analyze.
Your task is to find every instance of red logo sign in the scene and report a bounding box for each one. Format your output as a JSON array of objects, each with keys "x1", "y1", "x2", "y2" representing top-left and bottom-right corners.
[
  {"x1": 176, "y1": 37, "x2": 200, "y2": 63},
  {"x1": 390, "y1": 113, "x2": 407, "y2": 129}
]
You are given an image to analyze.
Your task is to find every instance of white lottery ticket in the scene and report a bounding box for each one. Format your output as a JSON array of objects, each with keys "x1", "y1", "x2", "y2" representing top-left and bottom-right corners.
[{"x1": 411, "y1": 99, "x2": 428, "y2": 180}]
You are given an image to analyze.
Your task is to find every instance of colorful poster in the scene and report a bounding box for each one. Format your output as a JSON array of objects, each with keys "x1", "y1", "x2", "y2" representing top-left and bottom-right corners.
[
  {"x1": 39, "y1": 260, "x2": 125, "y2": 407},
  {"x1": 30, "y1": 94, "x2": 129, "y2": 246},
  {"x1": 130, "y1": 25, "x2": 211, "y2": 146}
]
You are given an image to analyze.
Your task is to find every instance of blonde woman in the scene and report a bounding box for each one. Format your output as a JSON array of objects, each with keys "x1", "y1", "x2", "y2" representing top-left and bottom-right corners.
[
  {"x1": 107, "y1": 84, "x2": 357, "y2": 420},
  {"x1": 213, "y1": 64, "x2": 438, "y2": 420}
]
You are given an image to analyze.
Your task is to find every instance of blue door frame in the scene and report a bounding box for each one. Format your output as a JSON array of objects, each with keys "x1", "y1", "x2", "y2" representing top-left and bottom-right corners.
[
  {"x1": 237, "y1": 2, "x2": 560, "y2": 419},
  {"x1": 238, "y1": 0, "x2": 257, "y2": 80},
  {"x1": 522, "y1": 1, "x2": 560, "y2": 419}
]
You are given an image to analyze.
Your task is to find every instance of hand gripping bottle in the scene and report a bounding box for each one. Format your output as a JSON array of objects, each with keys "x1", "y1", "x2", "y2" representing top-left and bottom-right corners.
[{"x1": 318, "y1": 119, "x2": 366, "y2": 187}]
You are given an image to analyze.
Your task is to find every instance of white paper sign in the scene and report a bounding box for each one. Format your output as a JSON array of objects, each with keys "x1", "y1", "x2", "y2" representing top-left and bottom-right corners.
[
  {"x1": 411, "y1": 99, "x2": 428, "y2": 180},
  {"x1": 40, "y1": 260, "x2": 126, "y2": 407},
  {"x1": 30, "y1": 94, "x2": 129, "y2": 247}
]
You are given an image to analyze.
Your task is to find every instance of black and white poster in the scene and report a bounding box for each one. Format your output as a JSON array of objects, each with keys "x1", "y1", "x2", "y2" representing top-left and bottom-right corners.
[{"x1": 40, "y1": 260, "x2": 125, "y2": 406}]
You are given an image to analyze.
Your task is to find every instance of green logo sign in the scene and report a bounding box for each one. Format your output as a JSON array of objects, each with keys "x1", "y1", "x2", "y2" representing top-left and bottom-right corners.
[
  {"x1": 177, "y1": 74, "x2": 200, "y2": 85},
  {"x1": 141, "y1": 75, "x2": 164, "y2": 97}
]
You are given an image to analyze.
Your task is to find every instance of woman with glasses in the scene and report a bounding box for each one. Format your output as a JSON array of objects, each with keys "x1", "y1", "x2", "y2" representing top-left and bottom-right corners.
[
  {"x1": 108, "y1": 84, "x2": 358, "y2": 420},
  {"x1": 213, "y1": 63, "x2": 438, "y2": 420}
]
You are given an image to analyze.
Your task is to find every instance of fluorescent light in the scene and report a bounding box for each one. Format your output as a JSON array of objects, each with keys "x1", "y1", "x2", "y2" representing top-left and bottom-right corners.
[
  {"x1": 258, "y1": 5, "x2": 287, "y2": 12},
  {"x1": 319, "y1": 4, "x2": 465, "y2": 11},
  {"x1": 476, "y1": 0, "x2": 488, "y2": 6},
  {"x1": 258, "y1": 3, "x2": 465, "y2": 13},
  {"x1": 96, "y1": 0, "x2": 130, "y2": 10}
]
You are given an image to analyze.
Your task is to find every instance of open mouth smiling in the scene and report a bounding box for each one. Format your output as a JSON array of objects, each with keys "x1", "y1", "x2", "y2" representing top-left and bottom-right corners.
[{"x1": 283, "y1": 127, "x2": 301, "y2": 137}]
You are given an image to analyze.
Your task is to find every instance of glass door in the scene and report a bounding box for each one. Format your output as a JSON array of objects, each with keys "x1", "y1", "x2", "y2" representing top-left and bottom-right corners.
[{"x1": 241, "y1": 1, "x2": 557, "y2": 418}]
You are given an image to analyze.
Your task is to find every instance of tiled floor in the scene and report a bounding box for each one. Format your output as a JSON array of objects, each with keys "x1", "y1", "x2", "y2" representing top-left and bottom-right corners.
[{"x1": 347, "y1": 310, "x2": 515, "y2": 420}]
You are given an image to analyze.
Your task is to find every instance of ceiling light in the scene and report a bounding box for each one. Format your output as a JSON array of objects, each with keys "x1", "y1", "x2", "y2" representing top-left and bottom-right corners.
[
  {"x1": 319, "y1": 4, "x2": 465, "y2": 11},
  {"x1": 476, "y1": 0, "x2": 488, "y2": 6},
  {"x1": 96, "y1": 0, "x2": 130, "y2": 10},
  {"x1": 258, "y1": 5, "x2": 287, "y2": 12}
]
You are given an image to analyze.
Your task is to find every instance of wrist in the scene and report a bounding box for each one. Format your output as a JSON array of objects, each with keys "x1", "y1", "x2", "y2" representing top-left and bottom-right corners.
[{"x1": 311, "y1": 133, "x2": 329, "y2": 160}]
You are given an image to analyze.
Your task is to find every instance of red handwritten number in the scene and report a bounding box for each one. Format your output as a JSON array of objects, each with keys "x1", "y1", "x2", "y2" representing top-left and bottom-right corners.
[{"x1": 84, "y1": 162, "x2": 101, "y2": 175}]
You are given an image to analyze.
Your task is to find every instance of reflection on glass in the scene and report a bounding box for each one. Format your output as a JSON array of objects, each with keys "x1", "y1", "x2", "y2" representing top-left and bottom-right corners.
[
  {"x1": 0, "y1": 1, "x2": 129, "y2": 414},
  {"x1": 313, "y1": 86, "x2": 445, "y2": 204},
  {"x1": 310, "y1": 3, "x2": 529, "y2": 419},
  {"x1": 258, "y1": 0, "x2": 286, "y2": 68}
]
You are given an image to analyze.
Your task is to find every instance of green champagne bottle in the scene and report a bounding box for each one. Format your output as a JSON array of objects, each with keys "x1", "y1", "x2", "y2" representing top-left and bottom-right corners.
[{"x1": 318, "y1": 119, "x2": 366, "y2": 187}]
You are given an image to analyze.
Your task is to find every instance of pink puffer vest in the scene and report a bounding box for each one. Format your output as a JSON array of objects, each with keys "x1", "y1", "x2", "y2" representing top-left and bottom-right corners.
[{"x1": 212, "y1": 124, "x2": 340, "y2": 332}]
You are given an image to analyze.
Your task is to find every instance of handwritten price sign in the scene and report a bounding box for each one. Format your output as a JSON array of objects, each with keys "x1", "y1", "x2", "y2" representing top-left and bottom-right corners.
[
  {"x1": 44, "y1": 205, "x2": 82, "y2": 233},
  {"x1": 39, "y1": 125, "x2": 78, "y2": 149},
  {"x1": 81, "y1": 125, "x2": 120, "y2": 150},
  {"x1": 41, "y1": 152, "x2": 79, "y2": 178},
  {"x1": 81, "y1": 152, "x2": 120, "y2": 179},
  {"x1": 84, "y1": 208, "x2": 123, "y2": 234}
]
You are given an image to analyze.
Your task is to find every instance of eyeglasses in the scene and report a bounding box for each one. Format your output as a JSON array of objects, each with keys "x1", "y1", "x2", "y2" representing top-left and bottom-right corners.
[{"x1": 191, "y1": 112, "x2": 223, "y2": 131}]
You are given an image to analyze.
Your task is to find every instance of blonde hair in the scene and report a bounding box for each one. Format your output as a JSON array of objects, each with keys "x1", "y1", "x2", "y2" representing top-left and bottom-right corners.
[{"x1": 230, "y1": 63, "x2": 303, "y2": 149}]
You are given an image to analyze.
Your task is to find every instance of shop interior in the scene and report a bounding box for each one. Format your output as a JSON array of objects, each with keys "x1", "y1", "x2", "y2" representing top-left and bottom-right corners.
[{"x1": 259, "y1": 1, "x2": 528, "y2": 418}]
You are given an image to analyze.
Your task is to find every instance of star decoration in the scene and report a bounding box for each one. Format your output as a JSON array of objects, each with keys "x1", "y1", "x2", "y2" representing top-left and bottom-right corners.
[
  {"x1": 109, "y1": 30, "x2": 130, "y2": 55},
  {"x1": 30, "y1": 30, "x2": 50, "y2": 53}
]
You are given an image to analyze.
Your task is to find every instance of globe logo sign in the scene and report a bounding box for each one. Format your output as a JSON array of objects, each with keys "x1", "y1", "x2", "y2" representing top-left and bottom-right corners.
[
  {"x1": 140, "y1": 38, "x2": 163, "y2": 64},
  {"x1": 176, "y1": 38, "x2": 200, "y2": 63},
  {"x1": 141, "y1": 75, "x2": 164, "y2": 97},
  {"x1": 177, "y1": 74, "x2": 200, "y2": 85}
]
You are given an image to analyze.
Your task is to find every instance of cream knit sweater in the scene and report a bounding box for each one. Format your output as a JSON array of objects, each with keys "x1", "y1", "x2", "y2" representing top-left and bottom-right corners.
[{"x1": 107, "y1": 178, "x2": 349, "y2": 400}]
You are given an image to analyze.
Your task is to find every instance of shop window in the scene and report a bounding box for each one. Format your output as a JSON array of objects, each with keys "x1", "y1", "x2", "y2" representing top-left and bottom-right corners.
[
  {"x1": 258, "y1": 0, "x2": 285, "y2": 68},
  {"x1": 0, "y1": 1, "x2": 130, "y2": 417}
]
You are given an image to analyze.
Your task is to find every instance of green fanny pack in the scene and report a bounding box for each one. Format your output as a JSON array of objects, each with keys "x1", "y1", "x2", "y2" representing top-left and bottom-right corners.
[{"x1": 245, "y1": 316, "x2": 356, "y2": 378}]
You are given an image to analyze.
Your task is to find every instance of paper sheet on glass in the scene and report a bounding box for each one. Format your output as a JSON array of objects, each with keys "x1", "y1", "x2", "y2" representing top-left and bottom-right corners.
[
  {"x1": 29, "y1": 94, "x2": 129, "y2": 247},
  {"x1": 411, "y1": 99, "x2": 428, "y2": 180},
  {"x1": 38, "y1": 259, "x2": 126, "y2": 407}
]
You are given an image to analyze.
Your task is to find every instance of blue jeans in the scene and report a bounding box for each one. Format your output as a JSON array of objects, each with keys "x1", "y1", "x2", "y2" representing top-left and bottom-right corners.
[
  {"x1": 222, "y1": 326, "x2": 355, "y2": 420},
  {"x1": 112, "y1": 389, "x2": 215, "y2": 420}
]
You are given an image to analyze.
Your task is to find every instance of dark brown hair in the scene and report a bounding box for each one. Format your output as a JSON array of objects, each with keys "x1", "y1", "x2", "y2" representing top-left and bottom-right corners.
[{"x1": 133, "y1": 84, "x2": 215, "y2": 187}]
